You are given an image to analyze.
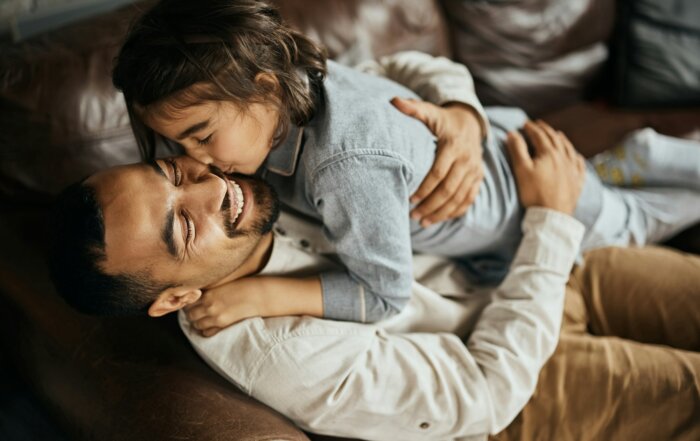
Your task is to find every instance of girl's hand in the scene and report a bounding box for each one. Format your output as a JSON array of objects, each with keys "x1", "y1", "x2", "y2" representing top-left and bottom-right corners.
[
  {"x1": 391, "y1": 97, "x2": 484, "y2": 227},
  {"x1": 185, "y1": 278, "x2": 264, "y2": 337}
]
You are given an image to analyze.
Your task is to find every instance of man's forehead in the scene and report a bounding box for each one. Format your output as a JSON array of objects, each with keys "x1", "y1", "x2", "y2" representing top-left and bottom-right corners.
[{"x1": 94, "y1": 162, "x2": 172, "y2": 273}]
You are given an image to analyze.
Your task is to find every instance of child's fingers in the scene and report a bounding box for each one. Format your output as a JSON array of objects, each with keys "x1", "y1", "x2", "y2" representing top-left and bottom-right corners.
[
  {"x1": 185, "y1": 304, "x2": 207, "y2": 322},
  {"x1": 192, "y1": 317, "x2": 219, "y2": 331},
  {"x1": 506, "y1": 131, "x2": 533, "y2": 169},
  {"x1": 202, "y1": 327, "x2": 223, "y2": 338}
]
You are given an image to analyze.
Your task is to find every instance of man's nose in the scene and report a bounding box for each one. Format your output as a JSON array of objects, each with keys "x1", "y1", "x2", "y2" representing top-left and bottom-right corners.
[{"x1": 182, "y1": 173, "x2": 226, "y2": 215}]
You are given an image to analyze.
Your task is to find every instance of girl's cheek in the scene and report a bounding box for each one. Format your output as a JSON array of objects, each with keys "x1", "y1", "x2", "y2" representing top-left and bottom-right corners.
[
  {"x1": 188, "y1": 147, "x2": 215, "y2": 165},
  {"x1": 210, "y1": 143, "x2": 238, "y2": 165}
]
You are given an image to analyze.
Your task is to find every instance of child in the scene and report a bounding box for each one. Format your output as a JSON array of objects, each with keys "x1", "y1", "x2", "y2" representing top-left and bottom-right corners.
[{"x1": 113, "y1": 0, "x2": 700, "y2": 328}]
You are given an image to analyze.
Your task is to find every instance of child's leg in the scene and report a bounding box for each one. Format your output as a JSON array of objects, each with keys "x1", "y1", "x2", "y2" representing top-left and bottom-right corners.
[
  {"x1": 589, "y1": 127, "x2": 700, "y2": 189},
  {"x1": 575, "y1": 166, "x2": 700, "y2": 249}
]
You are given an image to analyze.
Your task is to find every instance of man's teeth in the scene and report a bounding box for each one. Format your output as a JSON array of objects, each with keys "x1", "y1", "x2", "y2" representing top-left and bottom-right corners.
[{"x1": 232, "y1": 181, "x2": 244, "y2": 224}]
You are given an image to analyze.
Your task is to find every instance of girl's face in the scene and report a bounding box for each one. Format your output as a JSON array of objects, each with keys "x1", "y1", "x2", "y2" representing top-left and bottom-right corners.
[{"x1": 145, "y1": 99, "x2": 280, "y2": 175}]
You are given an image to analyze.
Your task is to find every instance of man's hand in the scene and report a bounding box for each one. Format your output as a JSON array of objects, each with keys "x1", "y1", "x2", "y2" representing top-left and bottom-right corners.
[
  {"x1": 185, "y1": 277, "x2": 264, "y2": 337},
  {"x1": 506, "y1": 120, "x2": 585, "y2": 215},
  {"x1": 391, "y1": 97, "x2": 485, "y2": 227}
]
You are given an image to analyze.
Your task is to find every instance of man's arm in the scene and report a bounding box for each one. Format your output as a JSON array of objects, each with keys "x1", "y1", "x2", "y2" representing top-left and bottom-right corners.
[
  {"x1": 241, "y1": 209, "x2": 584, "y2": 440},
  {"x1": 357, "y1": 50, "x2": 489, "y2": 137},
  {"x1": 182, "y1": 121, "x2": 587, "y2": 438},
  {"x1": 235, "y1": 123, "x2": 586, "y2": 438},
  {"x1": 359, "y1": 51, "x2": 491, "y2": 225}
]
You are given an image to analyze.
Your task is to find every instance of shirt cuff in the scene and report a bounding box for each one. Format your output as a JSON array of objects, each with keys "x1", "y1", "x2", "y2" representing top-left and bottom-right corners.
[
  {"x1": 516, "y1": 207, "x2": 586, "y2": 275},
  {"x1": 320, "y1": 271, "x2": 367, "y2": 323},
  {"x1": 435, "y1": 93, "x2": 490, "y2": 139}
]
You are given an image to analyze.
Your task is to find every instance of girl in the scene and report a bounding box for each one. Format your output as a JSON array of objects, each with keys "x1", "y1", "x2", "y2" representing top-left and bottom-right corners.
[{"x1": 113, "y1": 0, "x2": 700, "y2": 331}]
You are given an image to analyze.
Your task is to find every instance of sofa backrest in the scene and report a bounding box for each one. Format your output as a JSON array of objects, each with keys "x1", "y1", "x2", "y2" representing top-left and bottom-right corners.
[{"x1": 0, "y1": 0, "x2": 449, "y2": 203}]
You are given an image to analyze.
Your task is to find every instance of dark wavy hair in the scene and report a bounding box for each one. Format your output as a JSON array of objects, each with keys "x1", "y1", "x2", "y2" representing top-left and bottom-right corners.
[{"x1": 113, "y1": 0, "x2": 327, "y2": 159}]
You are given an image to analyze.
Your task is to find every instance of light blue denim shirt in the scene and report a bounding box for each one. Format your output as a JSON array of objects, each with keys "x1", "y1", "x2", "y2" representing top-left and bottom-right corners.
[
  {"x1": 261, "y1": 60, "x2": 655, "y2": 324},
  {"x1": 262, "y1": 61, "x2": 437, "y2": 323},
  {"x1": 262, "y1": 63, "x2": 539, "y2": 323}
]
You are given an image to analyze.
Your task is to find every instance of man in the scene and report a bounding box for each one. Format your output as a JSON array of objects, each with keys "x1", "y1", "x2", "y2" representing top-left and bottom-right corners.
[{"x1": 49, "y1": 126, "x2": 700, "y2": 440}]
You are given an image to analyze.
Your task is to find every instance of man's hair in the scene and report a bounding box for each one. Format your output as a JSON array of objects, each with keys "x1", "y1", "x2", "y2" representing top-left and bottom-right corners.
[
  {"x1": 48, "y1": 182, "x2": 173, "y2": 316},
  {"x1": 112, "y1": 0, "x2": 327, "y2": 159}
]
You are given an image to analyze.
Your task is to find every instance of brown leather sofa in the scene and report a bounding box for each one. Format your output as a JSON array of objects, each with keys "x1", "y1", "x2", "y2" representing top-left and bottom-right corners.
[{"x1": 1, "y1": 1, "x2": 698, "y2": 440}]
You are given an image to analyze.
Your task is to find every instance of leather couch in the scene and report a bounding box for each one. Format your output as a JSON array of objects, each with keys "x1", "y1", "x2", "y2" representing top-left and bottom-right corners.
[{"x1": 0, "y1": 1, "x2": 698, "y2": 440}]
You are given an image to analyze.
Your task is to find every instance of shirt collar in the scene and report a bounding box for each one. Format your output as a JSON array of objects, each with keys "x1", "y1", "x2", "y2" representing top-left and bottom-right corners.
[
  {"x1": 264, "y1": 124, "x2": 304, "y2": 177},
  {"x1": 264, "y1": 67, "x2": 309, "y2": 177}
]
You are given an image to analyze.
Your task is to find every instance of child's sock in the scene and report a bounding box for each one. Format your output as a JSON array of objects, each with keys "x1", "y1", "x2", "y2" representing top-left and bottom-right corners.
[{"x1": 590, "y1": 128, "x2": 700, "y2": 190}]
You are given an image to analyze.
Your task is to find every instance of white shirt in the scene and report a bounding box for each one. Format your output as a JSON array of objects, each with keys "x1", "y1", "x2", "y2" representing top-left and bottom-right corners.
[{"x1": 179, "y1": 208, "x2": 584, "y2": 441}]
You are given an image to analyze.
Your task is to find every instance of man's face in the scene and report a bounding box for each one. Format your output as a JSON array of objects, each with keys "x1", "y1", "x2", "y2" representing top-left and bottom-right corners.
[{"x1": 87, "y1": 155, "x2": 279, "y2": 290}]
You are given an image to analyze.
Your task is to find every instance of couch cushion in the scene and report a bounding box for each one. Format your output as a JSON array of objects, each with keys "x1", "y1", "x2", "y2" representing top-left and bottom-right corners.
[
  {"x1": 0, "y1": 0, "x2": 450, "y2": 202},
  {"x1": 612, "y1": 0, "x2": 700, "y2": 107},
  {"x1": 442, "y1": 0, "x2": 615, "y2": 116},
  {"x1": 275, "y1": 0, "x2": 450, "y2": 65},
  {"x1": 0, "y1": 2, "x2": 147, "y2": 202}
]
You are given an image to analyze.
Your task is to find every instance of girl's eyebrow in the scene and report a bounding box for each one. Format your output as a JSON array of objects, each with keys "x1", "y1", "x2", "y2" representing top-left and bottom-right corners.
[{"x1": 176, "y1": 119, "x2": 210, "y2": 140}]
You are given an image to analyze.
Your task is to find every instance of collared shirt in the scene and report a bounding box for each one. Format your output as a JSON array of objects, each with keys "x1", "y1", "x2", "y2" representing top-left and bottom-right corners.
[
  {"x1": 179, "y1": 207, "x2": 585, "y2": 441},
  {"x1": 261, "y1": 53, "x2": 492, "y2": 324}
]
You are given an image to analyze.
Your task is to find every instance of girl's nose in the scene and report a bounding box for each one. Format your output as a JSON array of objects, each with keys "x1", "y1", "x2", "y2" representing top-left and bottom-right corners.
[{"x1": 185, "y1": 145, "x2": 214, "y2": 166}]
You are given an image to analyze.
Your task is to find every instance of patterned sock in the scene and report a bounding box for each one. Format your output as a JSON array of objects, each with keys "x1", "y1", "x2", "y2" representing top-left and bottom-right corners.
[{"x1": 590, "y1": 128, "x2": 700, "y2": 189}]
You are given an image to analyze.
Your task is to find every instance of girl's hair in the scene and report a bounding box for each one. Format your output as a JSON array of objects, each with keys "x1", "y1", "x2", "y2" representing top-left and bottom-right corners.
[{"x1": 113, "y1": 0, "x2": 327, "y2": 159}]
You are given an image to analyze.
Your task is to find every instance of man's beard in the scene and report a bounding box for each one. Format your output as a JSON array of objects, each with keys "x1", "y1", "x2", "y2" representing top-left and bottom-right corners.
[{"x1": 219, "y1": 173, "x2": 280, "y2": 238}]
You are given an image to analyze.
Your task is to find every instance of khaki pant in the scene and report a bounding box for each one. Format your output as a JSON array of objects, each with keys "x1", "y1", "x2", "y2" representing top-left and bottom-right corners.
[{"x1": 493, "y1": 246, "x2": 700, "y2": 441}]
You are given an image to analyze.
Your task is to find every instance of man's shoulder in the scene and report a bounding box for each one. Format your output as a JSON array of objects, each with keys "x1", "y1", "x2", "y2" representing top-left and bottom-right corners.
[
  {"x1": 178, "y1": 310, "x2": 268, "y2": 392},
  {"x1": 177, "y1": 310, "x2": 377, "y2": 393}
]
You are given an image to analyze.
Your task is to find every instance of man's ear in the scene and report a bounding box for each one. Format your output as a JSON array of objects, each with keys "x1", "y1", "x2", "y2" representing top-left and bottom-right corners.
[{"x1": 148, "y1": 286, "x2": 202, "y2": 318}]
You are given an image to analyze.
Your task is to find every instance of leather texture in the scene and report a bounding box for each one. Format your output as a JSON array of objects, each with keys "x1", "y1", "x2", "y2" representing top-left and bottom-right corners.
[{"x1": 0, "y1": 1, "x2": 698, "y2": 440}]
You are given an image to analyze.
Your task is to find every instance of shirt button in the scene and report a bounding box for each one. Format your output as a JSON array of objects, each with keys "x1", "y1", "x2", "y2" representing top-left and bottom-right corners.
[
  {"x1": 419, "y1": 422, "x2": 430, "y2": 429},
  {"x1": 300, "y1": 239, "x2": 310, "y2": 248}
]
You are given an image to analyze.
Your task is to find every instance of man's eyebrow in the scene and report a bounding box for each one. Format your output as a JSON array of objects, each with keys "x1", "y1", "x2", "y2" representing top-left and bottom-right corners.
[
  {"x1": 176, "y1": 120, "x2": 209, "y2": 141},
  {"x1": 161, "y1": 208, "x2": 178, "y2": 258}
]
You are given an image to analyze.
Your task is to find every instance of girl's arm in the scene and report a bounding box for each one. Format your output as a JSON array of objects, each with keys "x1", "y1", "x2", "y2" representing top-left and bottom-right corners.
[{"x1": 186, "y1": 276, "x2": 323, "y2": 337}]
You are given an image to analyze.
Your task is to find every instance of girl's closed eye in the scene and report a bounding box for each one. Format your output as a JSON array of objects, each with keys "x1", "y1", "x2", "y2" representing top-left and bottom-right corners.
[{"x1": 198, "y1": 134, "x2": 213, "y2": 146}]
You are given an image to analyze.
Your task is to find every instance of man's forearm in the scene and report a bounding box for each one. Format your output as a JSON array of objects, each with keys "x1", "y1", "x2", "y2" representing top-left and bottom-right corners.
[
  {"x1": 357, "y1": 50, "x2": 490, "y2": 137},
  {"x1": 242, "y1": 208, "x2": 584, "y2": 440},
  {"x1": 466, "y1": 207, "x2": 585, "y2": 433}
]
